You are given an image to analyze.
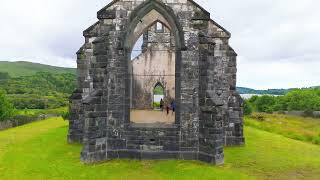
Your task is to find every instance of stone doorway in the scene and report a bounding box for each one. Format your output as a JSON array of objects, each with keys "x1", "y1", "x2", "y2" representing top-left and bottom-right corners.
[
  {"x1": 129, "y1": 20, "x2": 175, "y2": 125},
  {"x1": 153, "y1": 82, "x2": 164, "y2": 110}
]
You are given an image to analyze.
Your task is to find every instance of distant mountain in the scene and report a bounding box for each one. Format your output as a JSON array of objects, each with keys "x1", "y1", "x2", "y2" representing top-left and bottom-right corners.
[
  {"x1": 0, "y1": 61, "x2": 76, "y2": 77},
  {"x1": 237, "y1": 87, "x2": 291, "y2": 95}
]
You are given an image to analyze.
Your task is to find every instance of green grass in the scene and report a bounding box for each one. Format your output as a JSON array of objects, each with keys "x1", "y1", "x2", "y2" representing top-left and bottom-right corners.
[
  {"x1": 0, "y1": 117, "x2": 320, "y2": 179},
  {"x1": 0, "y1": 61, "x2": 75, "y2": 77},
  {"x1": 15, "y1": 107, "x2": 68, "y2": 116},
  {"x1": 245, "y1": 113, "x2": 320, "y2": 145}
]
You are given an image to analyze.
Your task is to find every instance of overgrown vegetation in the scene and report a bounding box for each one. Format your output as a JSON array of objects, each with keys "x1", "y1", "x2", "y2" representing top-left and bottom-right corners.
[
  {"x1": 0, "y1": 107, "x2": 68, "y2": 129},
  {"x1": 0, "y1": 90, "x2": 15, "y2": 122},
  {"x1": 0, "y1": 66, "x2": 74, "y2": 124},
  {"x1": 153, "y1": 102, "x2": 161, "y2": 108},
  {"x1": 15, "y1": 107, "x2": 68, "y2": 117},
  {"x1": 244, "y1": 88, "x2": 320, "y2": 115},
  {"x1": 245, "y1": 113, "x2": 320, "y2": 145},
  {"x1": 0, "y1": 72, "x2": 76, "y2": 110}
]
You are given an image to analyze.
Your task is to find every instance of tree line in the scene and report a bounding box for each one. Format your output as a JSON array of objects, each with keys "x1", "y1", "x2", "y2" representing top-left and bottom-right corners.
[
  {"x1": 244, "y1": 88, "x2": 320, "y2": 115},
  {"x1": 0, "y1": 72, "x2": 76, "y2": 114}
]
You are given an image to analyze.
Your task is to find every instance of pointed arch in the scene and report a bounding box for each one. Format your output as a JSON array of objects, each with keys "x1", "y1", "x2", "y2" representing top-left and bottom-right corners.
[
  {"x1": 124, "y1": 0, "x2": 185, "y2": 51},
  {"x1": 124, "y1": 0, "x2": 183, "y2": 125},
  {"x1": 154, "y1": 81, "x2": 165, "y2": 91}
]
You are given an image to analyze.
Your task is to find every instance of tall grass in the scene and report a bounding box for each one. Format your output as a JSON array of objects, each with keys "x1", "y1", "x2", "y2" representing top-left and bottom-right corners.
[{"x1": 245, "y1": 113, "x2": 320, "y2": 145}]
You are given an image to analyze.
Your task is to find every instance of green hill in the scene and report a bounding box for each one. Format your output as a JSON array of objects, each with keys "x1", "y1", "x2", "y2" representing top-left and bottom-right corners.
[
  {"x1": 0, "y1": 61, "x2": 75, "y2": 77},
  {"x1": 0, "y1": 117, "x2": 319, "y2": 179},
  {"x1": 0, "y1": 61, "x2": 76, "y2": 110}
]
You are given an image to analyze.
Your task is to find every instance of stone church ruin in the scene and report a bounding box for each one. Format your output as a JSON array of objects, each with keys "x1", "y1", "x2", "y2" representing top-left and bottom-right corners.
[{"x1": 68, "y1": 0, "x2": 244, "y2": 165}]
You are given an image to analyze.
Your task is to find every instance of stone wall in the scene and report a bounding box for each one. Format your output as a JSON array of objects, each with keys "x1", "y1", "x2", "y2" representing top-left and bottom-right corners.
[{"x1": 68, "y1": 0, "x2": 244, "y2": 165}]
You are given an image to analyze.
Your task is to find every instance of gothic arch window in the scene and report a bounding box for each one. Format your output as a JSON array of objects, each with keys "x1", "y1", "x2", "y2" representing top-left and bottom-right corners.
[{"x1": 153, "y1": 82, "x2": 165, "y2": 109}]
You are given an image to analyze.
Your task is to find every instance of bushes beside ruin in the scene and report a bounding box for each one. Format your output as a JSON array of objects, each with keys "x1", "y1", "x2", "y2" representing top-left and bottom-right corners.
[
  {"x1": 0, "y1": 90, "x2": 15, "y2": 122},
  {"x1": 244, "y1": 88, "x2": 320, "y2": 116}
]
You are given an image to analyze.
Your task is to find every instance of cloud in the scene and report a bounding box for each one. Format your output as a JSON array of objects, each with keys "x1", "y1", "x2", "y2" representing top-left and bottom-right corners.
[
  {"x1": 197, "y1": 0, "x2": 320, "y2": 89},
  {"x1": 0, "y1": 0, "x2": 109, "y2": 67},
  {"x1": 238, "y1": 55, "x2": 320, "y2": 89},
  {"x1": 0, "y1": 0, "x2": 319, "y2": 89}
]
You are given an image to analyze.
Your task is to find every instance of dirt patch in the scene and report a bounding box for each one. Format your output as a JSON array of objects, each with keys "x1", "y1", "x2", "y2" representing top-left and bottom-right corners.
[{"x1": 130, "y1": 110, "x2": 175, "y2": 124}]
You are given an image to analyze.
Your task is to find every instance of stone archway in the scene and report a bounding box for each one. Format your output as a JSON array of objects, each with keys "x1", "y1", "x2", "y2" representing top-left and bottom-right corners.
[{"x1": 123, "y1": 0, "x2": 185, "y2": 125}]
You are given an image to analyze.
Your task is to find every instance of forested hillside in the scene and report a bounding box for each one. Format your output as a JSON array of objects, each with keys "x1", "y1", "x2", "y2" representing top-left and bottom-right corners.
[
  {"x1": 0, "y1": 72, "x2": 76, "y2": 109},
  {"x1": 237, "y1": 87, "x2": 290, "y2": 95},
  {"x1": 0, "y1": 61, "x2": 75, "y2": 77},
  {"x1": 0, "y1": 61, "x2": 76, "y2": 109}
]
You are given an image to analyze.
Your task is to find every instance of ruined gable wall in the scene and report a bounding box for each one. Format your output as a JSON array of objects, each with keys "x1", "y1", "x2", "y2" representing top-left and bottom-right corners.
[
  {"x1": 68, "y1": 0, "x2": 244, "y2": 164},
  {"x1": 92, "y1": 0, "x2": 209, "y2": 156}
]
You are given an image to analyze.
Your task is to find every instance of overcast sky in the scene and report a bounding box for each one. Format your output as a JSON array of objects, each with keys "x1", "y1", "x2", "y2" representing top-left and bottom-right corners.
[{"x1": 0, "y1": 0, "x2": 319, "y2": 89}]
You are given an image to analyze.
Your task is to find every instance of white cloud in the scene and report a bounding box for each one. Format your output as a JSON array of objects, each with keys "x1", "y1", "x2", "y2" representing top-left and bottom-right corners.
[
  {"x1": 238, "y1": 56, "x2": 320, "y2": 89},
  {"x1": 0, "y1": 0, "x2": 109, "y2": 68},
  {"x1": 0, "y1": 0, "x2": 319, "y2": 89}
]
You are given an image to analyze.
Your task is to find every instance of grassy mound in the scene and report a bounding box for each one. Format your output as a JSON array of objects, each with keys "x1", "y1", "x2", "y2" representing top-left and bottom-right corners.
[
  {"x1": 0, "y1": 118, "x2": 320, "y2": 179},
  {"x1": 245, "y1": 113, "x2": 320, "y2": 145}
]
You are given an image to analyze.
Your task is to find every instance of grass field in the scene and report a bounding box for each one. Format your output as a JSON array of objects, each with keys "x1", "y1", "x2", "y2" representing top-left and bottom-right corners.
[
  {"x1": 245, "y1": 113, "x2": 320, "y2": 145},
  {"x1": 0, "y1": 117, "x2": 319, "y2": 180}
]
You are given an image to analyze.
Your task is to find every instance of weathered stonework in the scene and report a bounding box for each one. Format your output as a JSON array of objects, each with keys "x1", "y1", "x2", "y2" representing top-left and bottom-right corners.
[{"x1": 68, "y1": 0, "x2": 244, "y2": 165}]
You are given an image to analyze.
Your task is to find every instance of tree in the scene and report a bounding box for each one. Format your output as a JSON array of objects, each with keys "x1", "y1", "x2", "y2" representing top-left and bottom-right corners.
[
  {"x1": 286, "y1": 89, "x2": 320, "y2": 111},
  {"x1": 0, "y1": 90, "x2": 15, "y2": 121},
  {"x1": 0, "y1": 72, "x2": 9, "y2": 80},
  {"x1": 243, "y1": 100, "x2": 253, "y2": 115},
  {"x1": 254, "y1": 95, "x2": 276, "y2": 113}
]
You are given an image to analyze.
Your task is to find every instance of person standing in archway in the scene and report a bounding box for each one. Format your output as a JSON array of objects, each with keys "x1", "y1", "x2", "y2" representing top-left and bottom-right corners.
[
  {"x1": 160, "y1": 99, "x2": 164, "y2": 111},
  {"x1": 171, "y1": 100, "x2": 176, "y2": 115}
]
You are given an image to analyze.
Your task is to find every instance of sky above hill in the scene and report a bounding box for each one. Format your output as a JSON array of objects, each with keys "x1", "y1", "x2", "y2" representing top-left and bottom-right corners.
[{"x1": 0, "y1": 0, "x2": 319, "y2": 89}]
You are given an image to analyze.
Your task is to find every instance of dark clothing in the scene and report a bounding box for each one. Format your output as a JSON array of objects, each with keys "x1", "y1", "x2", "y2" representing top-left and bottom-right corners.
[
  {"x1": 166, "y1": 106, "x2": 170, "y2": 115},
  {"x1": 171, "y1": 101, "x2": 176, "y2": 113},
  {"x1": 160, "y1": 99, "x2": 164, "y2": 111}
]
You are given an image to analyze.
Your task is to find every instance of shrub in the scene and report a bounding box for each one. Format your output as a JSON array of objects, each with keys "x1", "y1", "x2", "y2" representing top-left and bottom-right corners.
[
  {"x1": 312, "y1": 136, "x2": 320, "y2": 145},
  {"x1": 153, "y1": 102, "x2": 161, "y2": 108},
  {"x1": 255, "y1": 95, "x2": 276, "y2": 113},
  {"x1": 0, "y1": 90, "x2": 15, "y2": 121},
  {"x1": 61, "y1": 110, "x2": 70, "y2": 120},
  {"x1": 250, "y1": 113, "x2": 266, "y2": 121},
  {"x1": 246, "y1": 88, "x2": 320, "y2": 114},
  {"x1": 243, "y1": 101, "x2": 253, "y2": 115}
]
